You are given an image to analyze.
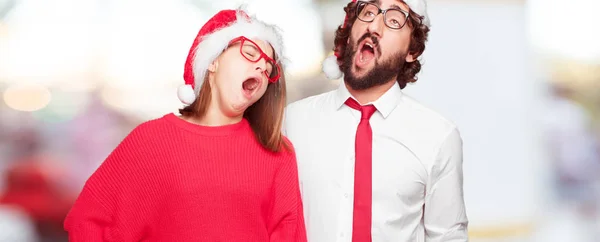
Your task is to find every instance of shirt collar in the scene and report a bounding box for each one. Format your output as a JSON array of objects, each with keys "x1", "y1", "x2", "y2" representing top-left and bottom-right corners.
[{"x1": 334, "y1": 81, "x2": 403, "y2": 119}]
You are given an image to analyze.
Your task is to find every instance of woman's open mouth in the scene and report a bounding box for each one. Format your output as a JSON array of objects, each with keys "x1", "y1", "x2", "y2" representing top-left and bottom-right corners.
[{"x1": 241, "y1": 77, "x2": 261, "y2": 99}]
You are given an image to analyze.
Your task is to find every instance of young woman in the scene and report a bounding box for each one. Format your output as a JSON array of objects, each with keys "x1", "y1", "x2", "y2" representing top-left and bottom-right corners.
[{"x1": 64, "y1": 9, "x2": 306, "y2": 242}]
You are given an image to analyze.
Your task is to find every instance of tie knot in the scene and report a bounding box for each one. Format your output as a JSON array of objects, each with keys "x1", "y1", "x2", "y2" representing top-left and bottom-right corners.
[{"x1": 344, "y1": 98, "x2": 377, "y2": 120}]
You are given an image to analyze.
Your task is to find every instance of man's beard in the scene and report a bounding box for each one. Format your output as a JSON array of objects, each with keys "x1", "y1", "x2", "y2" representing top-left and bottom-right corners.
[{"x1": 340, "y1": 34, "x2": 407, "y2": 90}]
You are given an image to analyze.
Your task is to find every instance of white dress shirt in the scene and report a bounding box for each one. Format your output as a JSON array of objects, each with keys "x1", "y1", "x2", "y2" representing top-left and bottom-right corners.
[{"x1": 283, "y1": 82, "x2": 468, "y2": 242}]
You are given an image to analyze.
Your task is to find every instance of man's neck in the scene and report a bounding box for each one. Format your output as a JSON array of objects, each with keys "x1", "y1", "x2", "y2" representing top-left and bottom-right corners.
[{"x1": 345, "y1": 80, "x2": 396, "y2": 105}]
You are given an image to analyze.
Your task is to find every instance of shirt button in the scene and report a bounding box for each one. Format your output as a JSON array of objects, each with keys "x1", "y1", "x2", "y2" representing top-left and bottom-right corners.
[
  {"x1": 340, "y1": 232, "x2": 344, "y2": 237},
  {"x1": 344, "y1": 193, "x2": 349, "y2": 198}
]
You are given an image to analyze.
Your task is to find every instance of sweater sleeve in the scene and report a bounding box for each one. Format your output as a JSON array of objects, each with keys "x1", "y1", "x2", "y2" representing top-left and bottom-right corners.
[
  {"x1": 64, "y1": 124, "x2": 157, "y2": 242},
  {"x1": 268, "y1": 142, "x2": 307, "y2": 242}
]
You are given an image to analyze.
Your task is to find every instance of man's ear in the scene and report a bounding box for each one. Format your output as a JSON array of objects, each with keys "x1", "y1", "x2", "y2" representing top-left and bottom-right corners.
[{"x1": 405, "y1": 52, "x2": 416, "y2": 63}]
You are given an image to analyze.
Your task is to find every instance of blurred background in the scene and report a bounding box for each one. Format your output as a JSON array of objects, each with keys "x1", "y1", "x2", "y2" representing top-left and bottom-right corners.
[{"x1": 0, "y1": 0, "x2": 599, "y2": 241}]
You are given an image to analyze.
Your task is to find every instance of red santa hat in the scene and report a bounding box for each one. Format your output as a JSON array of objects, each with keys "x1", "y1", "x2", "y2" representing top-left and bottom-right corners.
[
  {"x1": 322, "y1": 0, "x2": 430, "y2": 80},
  {"x1": 177, "y1": 8, "x2": 285, "y2": 105}
]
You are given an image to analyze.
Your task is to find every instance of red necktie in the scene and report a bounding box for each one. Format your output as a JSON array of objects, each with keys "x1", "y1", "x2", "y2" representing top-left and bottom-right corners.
[{"x1": 345, "y1": 98, "x2": 377, "y2": 242}]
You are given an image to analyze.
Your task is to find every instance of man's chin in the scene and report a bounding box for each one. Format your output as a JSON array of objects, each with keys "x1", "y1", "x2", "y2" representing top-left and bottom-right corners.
[{"x1": 351, "y1": 65, "x2": 373, "y2": 78}]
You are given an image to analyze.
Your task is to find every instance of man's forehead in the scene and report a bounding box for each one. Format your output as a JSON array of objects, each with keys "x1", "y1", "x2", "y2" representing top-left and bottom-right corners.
[{"x1": 366, "y1": 0, "x2": 410, "y2": 12}]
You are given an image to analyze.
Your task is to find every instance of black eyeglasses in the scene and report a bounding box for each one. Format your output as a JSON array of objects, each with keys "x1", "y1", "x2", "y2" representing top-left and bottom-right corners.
[{"x1": 355, "y1": 1, "x2": 410, "y2": 30}]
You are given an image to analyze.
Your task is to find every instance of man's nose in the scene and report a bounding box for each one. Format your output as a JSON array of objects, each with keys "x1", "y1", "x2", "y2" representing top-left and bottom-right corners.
[{"x1": 366, "y1": 13, "x2": 384, "y2": 37}]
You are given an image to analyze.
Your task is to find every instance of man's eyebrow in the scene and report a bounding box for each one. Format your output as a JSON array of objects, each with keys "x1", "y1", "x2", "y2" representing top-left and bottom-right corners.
[
  {"x1": 366, "y1": 0, "x2": 406, "y2": 11},
  {"x1": 389, "y1": 4, "x2": 403, "y2": 10}
]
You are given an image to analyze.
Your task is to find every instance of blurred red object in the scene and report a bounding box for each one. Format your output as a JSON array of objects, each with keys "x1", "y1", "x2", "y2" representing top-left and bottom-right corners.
[{"x1": 0, "y1": 158, "x2": 74, "y2": 238}]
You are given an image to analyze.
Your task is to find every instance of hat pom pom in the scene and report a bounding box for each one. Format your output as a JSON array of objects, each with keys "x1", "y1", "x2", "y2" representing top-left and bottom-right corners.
[
  {"x1": 322, "y1": 55, "x2": 343, "y2": 80},
  {"x1": 177, "y1": 84, "x2": 196, "y2": 105}
]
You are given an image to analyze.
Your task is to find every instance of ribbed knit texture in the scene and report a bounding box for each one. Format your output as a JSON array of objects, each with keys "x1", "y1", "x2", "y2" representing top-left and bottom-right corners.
[{"x1": 64, "y1": 113, "x2": 306, "y2": 242}]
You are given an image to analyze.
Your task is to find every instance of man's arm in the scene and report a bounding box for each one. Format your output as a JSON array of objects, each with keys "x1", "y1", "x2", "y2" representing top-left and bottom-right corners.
[{"x1": 424, "y1": 127, "x2": 469, "y2": 241}]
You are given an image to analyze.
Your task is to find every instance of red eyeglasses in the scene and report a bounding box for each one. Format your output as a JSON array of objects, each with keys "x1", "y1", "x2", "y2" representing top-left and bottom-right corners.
[{"x1": 228, "y1": 36, "x2": 281, "y2": 83}]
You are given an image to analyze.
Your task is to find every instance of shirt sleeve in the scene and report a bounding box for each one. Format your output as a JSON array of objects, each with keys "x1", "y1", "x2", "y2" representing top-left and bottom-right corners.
[
  {"x1": 268, "y1": 143, "x2": 308, "y2": 242},
  {"x1": 64, "y1": 126, "x2": 156, "y2": 242},
  {"x1": 424, "y1": 127, "x2": 469, "y2": 241}
]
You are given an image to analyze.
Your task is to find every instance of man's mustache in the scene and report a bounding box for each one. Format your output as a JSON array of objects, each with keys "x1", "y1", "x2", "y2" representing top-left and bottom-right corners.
[{"x1": 354, "y1": 33, "x2": 380, "y2": 54}]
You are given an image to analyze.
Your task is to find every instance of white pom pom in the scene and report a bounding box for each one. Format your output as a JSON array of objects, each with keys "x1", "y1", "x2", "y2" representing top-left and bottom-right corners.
[
  {"x1": 322, "y1": 55, "x2": 343, "y2": 80},
  {"x1": 177, "y1": 84, "x2": 196, "y2": 105}
]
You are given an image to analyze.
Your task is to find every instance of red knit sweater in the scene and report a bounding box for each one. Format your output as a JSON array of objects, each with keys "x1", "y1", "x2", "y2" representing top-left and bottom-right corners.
[{"x1": 64, "y1": 113, "x2": 307, "y2": 242}]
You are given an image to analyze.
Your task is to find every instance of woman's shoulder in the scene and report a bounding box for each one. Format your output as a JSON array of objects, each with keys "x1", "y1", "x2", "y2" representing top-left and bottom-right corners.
[
  {"x1": 281, "y1": 136, "x2": 295, "y2": 153},
  {"x1": 119, "y1": 114, "x2": 174, "y2": 145},
  {"x1": 274, "y1": 135, "x2": 297, "y2": 161}
]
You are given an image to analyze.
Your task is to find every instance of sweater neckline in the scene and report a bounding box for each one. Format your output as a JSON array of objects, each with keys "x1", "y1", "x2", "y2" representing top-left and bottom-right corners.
[{"x1": 164, "y1": 113, "x2": 249, "y2": 136}]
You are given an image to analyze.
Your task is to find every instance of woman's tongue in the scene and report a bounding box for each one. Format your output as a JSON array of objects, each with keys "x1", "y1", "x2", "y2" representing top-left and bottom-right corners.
[
  {"x1": 242, "y1": 79, "x2": 258, "y2": 98},
  {"x1": 356, "y1": 46, "x2": 375, "y2": 68}
]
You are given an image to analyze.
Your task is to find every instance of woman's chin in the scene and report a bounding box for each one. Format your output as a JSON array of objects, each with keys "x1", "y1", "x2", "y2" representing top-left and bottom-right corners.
[
  {"x1": 223, "y1": 94, "x2": 259, "y2": 117},
  {"x1": 229, "y1": 101, "x2": 251, "y2": 115}
]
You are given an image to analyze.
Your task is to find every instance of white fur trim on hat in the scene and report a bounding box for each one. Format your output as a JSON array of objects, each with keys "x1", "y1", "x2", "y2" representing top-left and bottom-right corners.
[
  {"x1": 405, "y1": 0, "x2": 430, "y2": 27},
  {"x1": 322, "y1": 55, "x2": 343, "y2": 80},
  {"x1": 177, "y1": 84, "x2": 196, "y2": 105},
  {"x1": 190, "y1": 10, "x2": 285, "y2": 95}
]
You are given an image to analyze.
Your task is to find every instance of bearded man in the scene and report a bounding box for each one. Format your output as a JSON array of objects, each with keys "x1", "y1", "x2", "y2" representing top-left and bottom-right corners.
[{"x1": 284, "y1": 0, "x2": 468, "y2": 241}]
